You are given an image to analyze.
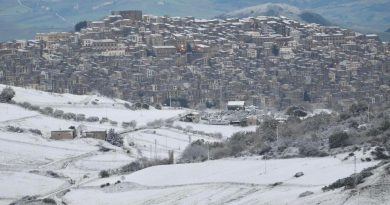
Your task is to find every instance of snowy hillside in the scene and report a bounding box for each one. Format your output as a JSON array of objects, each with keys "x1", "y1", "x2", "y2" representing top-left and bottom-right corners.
[
  {"x1": 1, "y1": 85, "x2": 389, "y2": 205},
  {"x1": 217, "y1": 3, "x2": 332, "y2": 26},
  {"x1": 0, "y1": 84, "x2": 187, "y2": 127},
  {"x1": 63, "y1": 154, "x2": 382, "y2": 205}
]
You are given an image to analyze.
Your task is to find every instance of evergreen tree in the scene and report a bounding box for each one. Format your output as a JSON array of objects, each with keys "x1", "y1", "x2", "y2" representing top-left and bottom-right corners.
[
  {"x1": 106, "y1": 129, "x2": 123, "y2": 147},
  {"x1": 0, "y1": 87, "x2": 15, "y2": 103}
]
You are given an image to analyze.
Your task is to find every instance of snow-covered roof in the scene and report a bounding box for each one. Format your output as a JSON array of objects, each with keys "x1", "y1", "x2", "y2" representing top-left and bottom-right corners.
[{"x1": 227, "y1": 101, "x2": 245, "y2": 106}]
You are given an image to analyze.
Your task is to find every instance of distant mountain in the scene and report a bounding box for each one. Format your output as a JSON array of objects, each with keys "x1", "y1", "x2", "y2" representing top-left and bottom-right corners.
[
  {"x1": 0, "y1": 0, "x2": 389, "y2": 41},
  {"x1": 386, "y1": 28, "x2": 390, "y2": 33},
  {"x1": 217, "y1": 3, "x2": 333, "y2": 26}
]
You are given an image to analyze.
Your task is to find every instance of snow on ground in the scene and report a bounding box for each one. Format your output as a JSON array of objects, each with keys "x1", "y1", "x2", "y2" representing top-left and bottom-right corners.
[
  {"x1": 65, "y1": 155, "x2": 379, "y2": 205},
  {"x1": 0, "y1": 103, "x2": 132, "y2": 137},
  {"x1": 174, "y1": 121, "x2": 257, "y2": 138},
  {"x1": 124, "y1": 128, "x2": 221, "y2": 159},
  {"x1": 59, "y1": 107, "x2": 187, "y2": 126},
  {"x1": 0, "y1": 131, "x2": 98, "y2": 170},
  {"x1": 73, "y1": 151, "x2": 135, "y2": 171},
  {"x1": 0, "y1": 103, "x2": 37, "y2": 122},
  {"x1": 0, "y1": 171, "x2": 65, "y2": 199},
  {"x1": 0, "y1": 84, "x2": 128, "y2": 107},
  {"x1": 92, "y1": 156, "x2": 377, "y2": 187},
  {"x1": 1, "y1": 84, "x2": 187, "y2": 127}
]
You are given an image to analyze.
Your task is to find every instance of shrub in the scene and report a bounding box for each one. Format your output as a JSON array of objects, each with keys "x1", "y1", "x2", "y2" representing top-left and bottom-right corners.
[
  {"x1": 299, "y1": 191, "x2": 314, "y2": 198},
  {"x1": 53, "y1": 110, "x2": 64, "y2": 118},
  {"x1": 129, "y1": 120, "x2": 137, "y2": 129},
  {"x1": 349, "y1": 102, "x2": 368, "y2": 116},
  {"x1": 124, "y1": 103, "x2": 131, "y2": 109},
  {"x1": 100, "y1": 117, "x2": 109, "y2": 124},
  {"x1": 299, "y1": 144, "x2": 328, "y2": 157},
  {"x1": 122, "y1": 122, "x2": 131, "y2": 128},
  {"x1": 7, "y1": 126, "x2": 24, "y2": 133},
  {"x1": 142, "y1": 104, "x2": 149, "y2": 110},
  {"x1": 371, "y1": 147, "x2": 390, "y2": 160},
  {"x1": 322, "y1": 169, "x2": 373, "y2": 191},
  {"x1": 29, "y1": 105, "x2": 40, "y2": 111},
  {"x1": 76, "y1": 114, "x2": 86, "y2": 121},
  {"x1": 120, "y1": 158, "x2": 171, "y2": 174},
  {"x1": 121, "y1": 161, "x2": 144, "y2": 173},
  {"x1": 228, "y1": 132, "x2": 250, "y2": 156},
  {"x1": 380, "y1": 120, "x2": 390, "y2": 132},
  {"x1": 29, "y1": 129, "x2": 42, "y2": 135},
  {"x1": 21, "y1": 102, "x2": 32, "y2": 109},
  {"x1": 41, "y1": 107, "x2": 54, "y2": 115},
  {"x1": 181, "y1": 144, "x2": 208, "y2": 162},
  {"x1": 134, "y1": 102, "x2": 142, "y2": 109},
  {"x1": 99, "y1": 170, "x2": 110, "y2": 178},
  {"x1": 86, "y1": 116, "x2": 99, "y2": 122},
  {"x1": 329, "y1": 132, "x2": 350, "y2": 149},
  {"x1": 0, "y1": 87, "x2": 15, "y2": 103},
  {"x1": 339, "y1": 113, "x2": 351, "y2": 121},
  {"x1": 63, "y1": 112, "x2": 76, "y2": 120},
  {"x1": 42, "y1": 198, "x2": 56, "y2": 204}
]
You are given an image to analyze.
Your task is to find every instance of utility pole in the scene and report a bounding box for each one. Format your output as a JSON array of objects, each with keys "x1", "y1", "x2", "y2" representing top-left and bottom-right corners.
[
  {"x1": 354, "y1": 156, "x2": 357, "y2": 188},
  {"x1": 154, "y1": 139, "x2": 157, "y2": 159},
  {"x1": 207, "y1": 143, "x2": 210, "y2": 160},
  {"x1": 276, "y1": 124, "x2": 279, "y2": 147},
  {"x1": 150, "y1": 145, "x2": 152, "y2": 159},
  {"x1": 169, "y1": 91, "x2": 172, "y2": 108}
]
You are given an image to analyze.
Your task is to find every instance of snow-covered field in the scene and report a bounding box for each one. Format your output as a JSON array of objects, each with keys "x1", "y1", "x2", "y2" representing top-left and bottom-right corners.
[
  {"x1": 64, "y1": 155, "x2": 379, "y2": 205},
  {"x1": 0, "y1": 84, "x2": 188, "y2": 127},
  {"x1": 59, "y1": 107, "x2": 186, "y2": 126},
  {"x1": 0, "y1": 84, "x2": 128, "y2": 107},
  {"x1": 124, "y1": 128, "x2": 221, "y2": 159},
  {"x1": 1, "y1": 85, "x2": 388, "y2": 205}
]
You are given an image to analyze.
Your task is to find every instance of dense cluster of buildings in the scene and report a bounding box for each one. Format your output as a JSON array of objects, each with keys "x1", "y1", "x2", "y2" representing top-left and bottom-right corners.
[{"x1": 1, "y1": 10, "x2": 389, "y2": 111}]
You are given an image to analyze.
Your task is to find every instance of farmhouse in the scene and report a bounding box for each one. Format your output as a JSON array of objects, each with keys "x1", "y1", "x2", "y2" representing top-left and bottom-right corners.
[
  {"x1": 51, "y1": 130, "x2": 75, "y2": 140},
  {"x1": 84, "y1": 131, "x2": 107, "y2": 140}
]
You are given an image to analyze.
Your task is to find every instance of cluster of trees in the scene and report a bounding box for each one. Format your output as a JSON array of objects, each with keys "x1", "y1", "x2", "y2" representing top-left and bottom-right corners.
[
  {"x1": 7, "y1": 126, "x2": 42, "y2": 135},
  {"x1": 14, "y1": 101, "x2": 124, "y2": 125},
  {"x1": 98, "y1": 157, "x2": 173, "y2": 178}
]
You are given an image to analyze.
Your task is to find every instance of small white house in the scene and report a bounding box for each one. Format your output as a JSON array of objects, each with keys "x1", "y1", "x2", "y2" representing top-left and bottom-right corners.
[{"x1": 227, "y1": 101, "x2": 245, "y2": 111}]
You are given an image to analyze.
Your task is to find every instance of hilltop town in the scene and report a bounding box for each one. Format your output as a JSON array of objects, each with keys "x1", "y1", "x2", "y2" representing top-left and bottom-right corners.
[{"x1": 1, "y1": 10, "x2": 389, "y2": 111}]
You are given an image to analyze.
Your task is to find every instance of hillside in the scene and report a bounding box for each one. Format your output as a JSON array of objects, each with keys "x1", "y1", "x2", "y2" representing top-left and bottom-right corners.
[
  {"x1": 0, "y1": 0, "x2": 389, "y2": 41},
  {"x1": 63, "y1": 154, "x2": 387, "y2": 205},
  {"x1": 217, "y1": 3, "x2": 333, "y2": 26},
  {"x1": 1, "y1": 85, "x2": 390, "y2": 204},
  {"x1": 0, "y1": 85, "x2": 256, "y2": 204}
]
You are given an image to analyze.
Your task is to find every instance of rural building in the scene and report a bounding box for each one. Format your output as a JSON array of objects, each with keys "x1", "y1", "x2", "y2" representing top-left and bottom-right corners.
[
  {"x1": 84, "y1": 131, "x2": 107, "y2": 140},
  {"x1": 227, "y1": 101, "x2": 245, "y2": 111},
  {"x1": 51, "y1": 130, "x2": 75, "y2": 140}
]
